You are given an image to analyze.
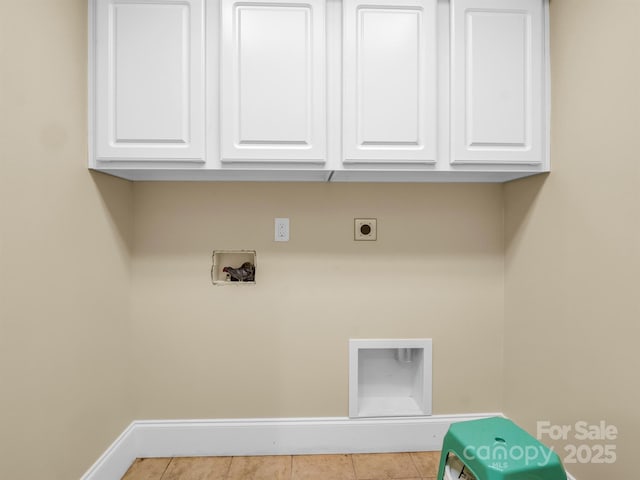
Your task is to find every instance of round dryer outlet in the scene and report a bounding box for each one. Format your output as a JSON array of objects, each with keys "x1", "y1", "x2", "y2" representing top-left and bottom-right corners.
[{"x1": 354, "y1": 218, "x2": 377, "y2": 241}]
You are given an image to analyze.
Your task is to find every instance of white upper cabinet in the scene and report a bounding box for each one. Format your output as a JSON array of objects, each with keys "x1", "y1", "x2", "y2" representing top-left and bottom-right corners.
[
  {"x1": 451, "y1": 0, "x2": 544, "y2": 165},
  {"x1": 94, "y1": 0, "x2": 205, "y2": 162},
  {"x1": 89, "y1": 0, "x2": 549, "y2": 181},
  {"x1": 342, "y1": 0, "x2": 437, "y2": 164},
  {"x1": 220, "y1": 0, "x2": 326, "y2": 163}
]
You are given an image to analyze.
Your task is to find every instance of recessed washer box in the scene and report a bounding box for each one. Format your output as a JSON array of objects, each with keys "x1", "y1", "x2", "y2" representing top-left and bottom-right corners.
[
  {"x1": 211, "y1": 250, "x2": 256, "y2": 285},
  {"x1": 349, "y1": 339, "x2": 432, "y2": 418}
]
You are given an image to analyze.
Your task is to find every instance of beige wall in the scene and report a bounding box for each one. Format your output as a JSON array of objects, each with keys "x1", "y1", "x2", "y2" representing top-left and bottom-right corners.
[
  {"x1": 0, "y1": 1, "x2": 134, "y2": 479},
  {"x1": 131, "y1": 182, "x2": 504, "y2": 418},
  {"x1": 504, "y1": 1, "x2": 640, "y2": 479}
]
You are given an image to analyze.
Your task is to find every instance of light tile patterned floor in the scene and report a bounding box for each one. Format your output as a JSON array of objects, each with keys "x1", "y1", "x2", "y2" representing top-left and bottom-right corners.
[{"x1": 121, "y1": 452, "x2": 441, "y2": 480}]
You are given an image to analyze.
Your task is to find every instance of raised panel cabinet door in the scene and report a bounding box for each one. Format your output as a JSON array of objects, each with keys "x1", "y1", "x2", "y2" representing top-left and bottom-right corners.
[
  {"x1": 94, "y1": 0, "x2": 204, "y2": 161},
  {"x1": 220, "y1": 0, "x2": 326, "y2": 162},
  {"x1": 451, "y1": 0, "x2": 544, "y2": 164},
  {"x1": 343, "y1": 0, "x2": 437, "y2": 163}
]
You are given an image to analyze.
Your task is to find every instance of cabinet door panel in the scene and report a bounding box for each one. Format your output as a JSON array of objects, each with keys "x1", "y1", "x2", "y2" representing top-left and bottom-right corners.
[
  {"x1": 95, "y1": 0, "x2": 204, "y2": 161},
  {"x1": 452, "y1": 0, "x2": 544, "y2": 164},
  {"x1": 343, "y1": 0, "x2": 437, "y2": 163},
  {"x1": 221, "y1": 0, "x2": 326, "y2": 162}
]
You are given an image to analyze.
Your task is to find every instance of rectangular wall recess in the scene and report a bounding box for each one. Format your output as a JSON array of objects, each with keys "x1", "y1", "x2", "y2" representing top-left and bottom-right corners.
[
  {"x1": 349, "y1": 339, "x2": 432, "y2": 418},
  {"x1": 211, "y1": 250, "x2": 256, "y2": 285}
]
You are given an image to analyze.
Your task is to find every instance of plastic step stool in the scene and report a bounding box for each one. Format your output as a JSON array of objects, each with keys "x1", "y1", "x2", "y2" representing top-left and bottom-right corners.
[{"x1": 437, "y1": 417, "x2": 566, "y2": 480}]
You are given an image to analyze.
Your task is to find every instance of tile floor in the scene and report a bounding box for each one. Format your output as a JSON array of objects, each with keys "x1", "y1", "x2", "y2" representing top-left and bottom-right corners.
[{"x1": 121, "y1": 452, "x2": 441, "y2": 480}]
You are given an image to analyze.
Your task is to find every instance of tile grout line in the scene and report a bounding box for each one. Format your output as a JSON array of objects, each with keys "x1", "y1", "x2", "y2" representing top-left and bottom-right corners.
[
  {"x1": 223, "y1": 456, "x2": 234, "y2": 480},
  {"x1": 408, "y1": 452, "x2": 424, "y2": 480},
  {"x1": 290, "y1": 455, "x2": 294, "y2": 480},
  {"x1": 157, "y1": 458, "x2": 173, "y2": 480},
  {"x1": 349, "y1": 454, "x2": 358, "y2": 480}
]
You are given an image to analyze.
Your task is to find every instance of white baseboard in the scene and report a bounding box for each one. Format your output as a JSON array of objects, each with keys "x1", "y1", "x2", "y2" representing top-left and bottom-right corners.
[
  {"x1": 80, "y1": 413, "x2": 500, "y2": 480},
  {"x1": 80, "y1": 423, "x2": 138, "y2": 480}
]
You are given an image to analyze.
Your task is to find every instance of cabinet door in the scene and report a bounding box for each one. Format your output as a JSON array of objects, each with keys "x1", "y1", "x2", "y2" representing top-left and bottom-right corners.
[
  {"x1": 343, "y1": 0, "x2": 437, "y2": 164},
  {"x1": 94, "y1": 0, "x2": 205, "y2": 162},
  {"x1": 220, "y1": 0, "x2": 326, "y2": 163},
  {"x1": 451, "y1": 0, "x2": 544, "y2": 164}
]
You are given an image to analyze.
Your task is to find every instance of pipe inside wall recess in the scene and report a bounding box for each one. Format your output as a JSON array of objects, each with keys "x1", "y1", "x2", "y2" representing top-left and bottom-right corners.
[{"x1": 395, "y1": 348, "x2": 414, "y2": 363}]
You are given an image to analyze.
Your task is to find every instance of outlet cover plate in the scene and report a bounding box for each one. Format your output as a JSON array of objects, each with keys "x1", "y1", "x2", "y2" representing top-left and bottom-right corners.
[{"x1": 275, "y1": 218, "x2": 290, "y2": 242}]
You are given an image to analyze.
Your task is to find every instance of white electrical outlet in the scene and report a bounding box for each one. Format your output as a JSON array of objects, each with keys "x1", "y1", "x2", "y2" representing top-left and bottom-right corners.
[
  {"x1": 354, "y1": 218, "x2": 377, "y2": 241},
  {"x1": 275, "y1": 218, "x2": 289, "y2": 242}
]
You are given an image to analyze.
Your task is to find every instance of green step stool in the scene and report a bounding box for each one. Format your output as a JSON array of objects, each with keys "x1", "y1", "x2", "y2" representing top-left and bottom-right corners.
[{"x1": 437, "y1": 417, "x2": 566, "y2": 480}]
